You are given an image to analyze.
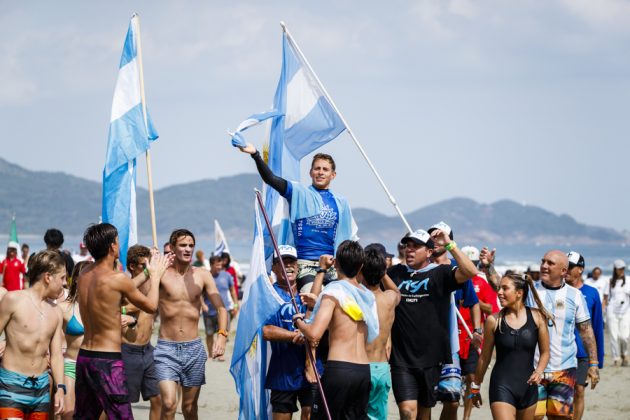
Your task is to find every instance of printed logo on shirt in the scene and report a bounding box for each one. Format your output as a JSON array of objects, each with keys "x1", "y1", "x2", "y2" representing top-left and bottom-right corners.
[
  {"x1": 398, "y1": 278, "x2": 430, "y2": 303},
  {"x1": 555, "y1": 299, "x2": 565, "y2": 310},
  {"x1": 305, "y1": 203, "x2": 337, "y2": 229}
]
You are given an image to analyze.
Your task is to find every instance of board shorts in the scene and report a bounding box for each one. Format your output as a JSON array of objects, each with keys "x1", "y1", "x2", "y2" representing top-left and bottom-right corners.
[
  {"x1": 536, "y1": 368, "x2": 577, "y2": 418},
  {"x1": 270, "y1": 385, "x2": 316, "y2": 413},
  {"x1": 64, "y1": 358, "x2": 76, "y2": 381},
  {"x1": 121, "y1": 342, "x2": 160, "y2": 402},
  {"x1": 154, "y1": 337, "x2": 206, "y2": 387},
  {"x1": 0, "y1": 367, "x2": 49, "y2": 419},
  {"x1": 437, "y1": 353, "x2": 462, "y2": 403},
  {"x1": 74, "y1": 349, "x2": 133, "y2": 419},
  {"x1": 368, "y1": 362, "x2": 391, "y2": 420},
  {"x1": 311, "y1": 361, "x2": 371, "y2": 420},
  {"x1": 391, "y1": 364, "x2": 441, "y2": 408},
  {"x1": 296, "y1": 260, "x2": 337, "y2": 293},
  {"x1": 576, "y1": 358, "x2": 590, "y2": 386}
]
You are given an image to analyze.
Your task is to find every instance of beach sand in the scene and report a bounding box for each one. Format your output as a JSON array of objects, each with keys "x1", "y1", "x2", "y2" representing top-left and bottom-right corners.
[{"x1": 131, "y1": 328, "x2": 630, "y2": 419}]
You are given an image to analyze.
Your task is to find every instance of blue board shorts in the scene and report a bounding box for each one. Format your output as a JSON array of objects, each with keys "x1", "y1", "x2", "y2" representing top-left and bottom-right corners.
[
  {"x1": 154, "y1": 337, "x2": 207, "y2": 387},
  {"x1": 368, "y1": 362, "x2": 391, "y2": 420}
]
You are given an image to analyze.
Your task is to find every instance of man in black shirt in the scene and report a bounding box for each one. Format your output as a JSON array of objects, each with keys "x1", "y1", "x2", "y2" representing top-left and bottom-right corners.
[{"x1": 387, "y1": 228, "x2": 477, "y2": 420}]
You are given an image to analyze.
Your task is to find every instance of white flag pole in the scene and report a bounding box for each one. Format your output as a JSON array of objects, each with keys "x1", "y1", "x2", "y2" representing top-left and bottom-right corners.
[
  {"x1": 280, "y1": 22, "x2": 413, "y2": 234},
  {"x1": 133, "y1": 13, "x2": 158, "y2": 248}
]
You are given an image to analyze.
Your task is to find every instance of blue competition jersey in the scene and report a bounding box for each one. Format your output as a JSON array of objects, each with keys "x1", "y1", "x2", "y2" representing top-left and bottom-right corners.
[
  {"x1": 284, "y1": 183, "x2": 339, "y2": 260},
  {"x1": 265, "y1": 283, "x2": 322, "y2": 391},
  {"x1": 575, "y1": 284, "x2": 605, "y2": 367}
]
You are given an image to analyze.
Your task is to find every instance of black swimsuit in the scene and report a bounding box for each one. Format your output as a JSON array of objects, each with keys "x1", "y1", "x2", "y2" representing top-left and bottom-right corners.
[{"x1": 489, "y1": 306, "x2": 539, "y2": 410}]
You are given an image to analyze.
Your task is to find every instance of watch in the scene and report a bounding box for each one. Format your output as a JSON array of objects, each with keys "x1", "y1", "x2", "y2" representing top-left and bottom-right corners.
[
  {"x1": 315, "y1": 268, "x2": 327, "y2": 274},
  {"x1": 473, "y1": 328, "x2": 483, "y2": 335},
  {"x1": 57, "y1": 384, "x2": 67, "y2": 395}
]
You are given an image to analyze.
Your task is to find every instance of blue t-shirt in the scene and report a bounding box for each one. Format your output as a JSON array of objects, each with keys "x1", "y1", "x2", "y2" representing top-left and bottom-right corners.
[
  {"x1": 205, "y1": 271, "x2": 233, "y2": 316},
  {"x1": 575, "y1": 284, "x2": 605, "y2": 367},
  {"x1": 454, "y1": 280, "x2": 479, "y2": 309},
  {"x1": 283, "y1": 183, "x2": 339, "y2": 260},
  {"x1": 265, "y1": 283, "x2": 322, "y2": 391}
]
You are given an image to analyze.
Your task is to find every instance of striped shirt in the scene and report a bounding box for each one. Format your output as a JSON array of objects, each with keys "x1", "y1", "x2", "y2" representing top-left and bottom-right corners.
[{"x1": 530, "y1": 281, "x2": 590, "y2": 371}]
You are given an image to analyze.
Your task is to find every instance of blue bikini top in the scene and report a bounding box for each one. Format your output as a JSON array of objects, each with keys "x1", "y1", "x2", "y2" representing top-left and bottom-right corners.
[{"x1": 65, "y1": 303, "x2": 84, "y2": 336}]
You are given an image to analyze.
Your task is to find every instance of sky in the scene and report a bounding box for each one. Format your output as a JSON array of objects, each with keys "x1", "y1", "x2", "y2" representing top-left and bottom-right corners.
[{"x1": 1, "y1": 0, "x2": 630, "y2": 231}]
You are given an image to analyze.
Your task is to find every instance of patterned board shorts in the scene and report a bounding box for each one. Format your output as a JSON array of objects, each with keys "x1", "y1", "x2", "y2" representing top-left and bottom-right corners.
[
  {"x1": 0, "y1": 367, "x2": 49, "y2": 419},
  {"x1": 536, "y1": 368, "x2": 577, "y2": 418},
  {"x1": 154, "y1": 337, "x2": 207, "y2": 387}
]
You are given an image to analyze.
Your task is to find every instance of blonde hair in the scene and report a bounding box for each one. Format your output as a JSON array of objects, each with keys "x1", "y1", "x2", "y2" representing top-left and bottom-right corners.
[{"x1": 27, "y1": 250, "x2": 66, "y2": 285}]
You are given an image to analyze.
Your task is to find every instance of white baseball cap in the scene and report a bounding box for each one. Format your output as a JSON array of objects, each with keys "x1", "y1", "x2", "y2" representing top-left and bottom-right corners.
[
  {"x1": 427, "y1": 221, "x2": 454, "y2": 240},
  {"x1": 275, "y1": 245, "x2": 298, "y2": 260},
  {"x1": 7, "y1": 241, "x2": 19, "y2": 250},
  {"x1": 613, "y1": 259, "x2": 626, "y2": 270},
  {"x1": 401, "y1": 229, "x2": 434, "y2": 248},
  {"x1": 528, "y1": 264, "x2": 540, "y2": 273},
  {"x1": 461, "y1": 246, "x2": 480, "y2": 261}
]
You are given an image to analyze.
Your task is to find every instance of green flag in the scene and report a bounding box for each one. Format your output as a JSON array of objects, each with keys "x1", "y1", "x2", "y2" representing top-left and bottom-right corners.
[{"x1": 9, "y1": 215, "x2": 18, "y2": 244}]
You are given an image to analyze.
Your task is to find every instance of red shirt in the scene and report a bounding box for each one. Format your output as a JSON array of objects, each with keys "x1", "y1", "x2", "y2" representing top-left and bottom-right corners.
[
  {"x1": 458, "y1": 274, "x2": 500, "y2": 359},
  {"x1": 226, "y1": 266, "x2": 239, "y2": 297},
  {"x1": 0, "y1": 257, "x2": 26, "y2": 291}
]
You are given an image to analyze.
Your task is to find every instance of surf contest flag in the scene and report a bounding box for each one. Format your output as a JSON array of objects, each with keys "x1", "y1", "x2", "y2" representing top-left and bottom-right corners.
[
  {"x1": 213, "y1": 219, "x2": 231, "y2": 256},
  {"x1": 230, "y1": 199, "x2": 284, "y2": 420},
  {"x1": 229, "y1": 28, "x2": 346, "y2": 259},
  {"x1": 9, "y1": 215, "x2": 18, "y2": 246},
  {"x1": 102, "y1": 14, "x2": 158, "y2": 269}
]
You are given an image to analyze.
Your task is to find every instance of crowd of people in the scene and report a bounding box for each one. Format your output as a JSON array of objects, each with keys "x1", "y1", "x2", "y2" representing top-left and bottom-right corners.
[{"x1": 0, "y1": 145, "x2": 627, "y2": 420}]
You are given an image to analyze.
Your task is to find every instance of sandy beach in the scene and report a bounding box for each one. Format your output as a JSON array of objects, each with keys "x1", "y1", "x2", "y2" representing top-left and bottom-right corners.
[{"x1": 129, "y1": 324, "x2": 630, "y2": 420}]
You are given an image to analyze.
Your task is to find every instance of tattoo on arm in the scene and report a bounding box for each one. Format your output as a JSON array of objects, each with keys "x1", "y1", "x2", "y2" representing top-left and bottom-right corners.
[{"x1": 577, "y1": 321, "x2": 597, "y2": 360}]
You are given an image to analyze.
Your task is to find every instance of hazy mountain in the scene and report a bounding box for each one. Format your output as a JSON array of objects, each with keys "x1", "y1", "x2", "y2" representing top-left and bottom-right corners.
[{"x1": 1, "y1": 157, "x2": 626, "y2": 247}]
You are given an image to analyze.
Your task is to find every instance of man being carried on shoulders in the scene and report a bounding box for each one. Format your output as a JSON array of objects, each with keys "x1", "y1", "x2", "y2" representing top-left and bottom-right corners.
[
  {"x1": 0, "y1": 250, "x2": 66, "y2": 418},
  {"x1": 154, "y1": 229, "x2": 228, "y2": 420},
  {"x1": 238, "y1": 143, "x2": 355, "y2": 293},
  {"x1": 294, "y1": 240, "x2": 379, "y2": 419}
]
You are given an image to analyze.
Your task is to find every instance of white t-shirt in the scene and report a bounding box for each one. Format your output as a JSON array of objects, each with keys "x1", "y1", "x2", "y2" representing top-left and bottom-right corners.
[
  {"x1": 530, "y1": 281, "x2": 590, "y2": 371},
  {"x1": 584, "y1": 277, "x2": 608, "y2": 305},
  {"x1": 607, "y1": 279, "x2": 630, "y2": 316}
]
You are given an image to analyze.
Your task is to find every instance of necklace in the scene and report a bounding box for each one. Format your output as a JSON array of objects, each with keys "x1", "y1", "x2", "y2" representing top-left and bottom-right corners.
[{"x1": 27, "y1": 291, "x2": 45, "y2": 320}]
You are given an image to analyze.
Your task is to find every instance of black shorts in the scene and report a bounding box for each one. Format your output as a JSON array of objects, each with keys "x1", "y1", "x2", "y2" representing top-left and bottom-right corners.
[
  {"x1": 270, "y1": 385, "x2": 316, "y2": 413},
  {"x1": 121, "y1": 343, "x2": 160, "y2": 402},
  {"x1": 391, "y1": 365, "x2": 441, "y2": 408},
  {"x1": 461, "y1": 350, "x2": 479, "y2": 377},
  {"x1": 576, "y1": 358, "x2": 589, "y2": 386},
  {"x1": 311, "y1": 361, "x2": 371, "y2": 420}
]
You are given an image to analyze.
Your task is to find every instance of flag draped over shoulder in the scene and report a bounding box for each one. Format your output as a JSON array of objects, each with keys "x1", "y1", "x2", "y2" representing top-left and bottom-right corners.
[
  {"x1": 230, "y1": 199, "x2": 284, "y2": 420},
  {"x1": 102, "y1": 14, "x2": 158, "y2": 269},
  {"x1": 214, "y1": 219, "x2": 231, "y2": 256},
  {"x1": 230, "y1": 31, "x2": 346, "y2": 259}
]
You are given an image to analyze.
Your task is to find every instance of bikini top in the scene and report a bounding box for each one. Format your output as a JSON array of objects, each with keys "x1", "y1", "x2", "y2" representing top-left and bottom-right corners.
[{"x1": 65, "y1": 303, "x2": 84, "y2": 336}]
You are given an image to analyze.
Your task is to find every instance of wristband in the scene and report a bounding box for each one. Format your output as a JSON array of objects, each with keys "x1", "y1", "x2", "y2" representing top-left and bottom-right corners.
[
  {"x1": 121, "y1": 306, "x2": 127, "y2": 315},
  {"x1": 218, "y1": 329, "x2": 229, "y2": 338},
  {"x1": 143, "y1": 267, "x2": 150, "y2": 278},
  {"x1": 589, "y1": 362, "x2": 599, "y2": 367},
  {"x1": 316, "y1": 268, "x2": 327, "y2": 274},
  {"x1": 445, "y1": 242, "x2": 457, "y2": 252},
  {"x1": 57, "y1": 384, "x2": 67, "y2": 395},
  {"x1": 292, "y1": 314, "x2": 305, "y2": 328},
  {"x1": 473, "y1": 328, "x2": 483, "y2": 335}
]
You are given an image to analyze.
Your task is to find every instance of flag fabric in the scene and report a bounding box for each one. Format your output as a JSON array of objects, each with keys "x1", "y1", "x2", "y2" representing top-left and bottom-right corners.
[
  {"x1": 230, "y1": 199, "x2": 284, "y2": 420},
  {"x1": 102, "y1": 14, "x2": 158, "y2": 269},
  {"x1": 229, "y1": 31, "x2": 346, "y2": 258},
  {"x1": 213, "y1": 219, "x2": 231, "y2": 256},
  {"x1": 9, "y1": 215, "x2": 18, "y2": 245}
]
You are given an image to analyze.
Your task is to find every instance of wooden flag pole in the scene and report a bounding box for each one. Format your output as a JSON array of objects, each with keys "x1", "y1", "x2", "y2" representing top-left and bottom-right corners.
[{"x1": 133, "y1": 13, "x2": 158, "y2": 248}]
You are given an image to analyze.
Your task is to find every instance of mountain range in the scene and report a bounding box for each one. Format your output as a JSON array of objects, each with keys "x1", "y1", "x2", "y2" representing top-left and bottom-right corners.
[{"x1": 1, "y1": 157, "x2": 626, "y2": 249}]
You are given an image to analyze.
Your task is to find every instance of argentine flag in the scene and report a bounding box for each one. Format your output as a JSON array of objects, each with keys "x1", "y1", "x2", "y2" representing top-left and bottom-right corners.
[
  {"x1": 230, "y1": 199, "x2": 284, "y2": 420},
  {"x1": 230, "y1": 30, "x2": 346, "y2": 258},
  {"x1": 102, "y1": 14, "x2": 158, "y2": 269},
  {"x1": 213, "y1": 219, "x2": 231, "y2": 256}
]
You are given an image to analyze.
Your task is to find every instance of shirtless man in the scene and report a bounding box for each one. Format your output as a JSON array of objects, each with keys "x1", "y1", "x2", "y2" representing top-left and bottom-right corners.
[
  {"x1": 75, "y1": 223, "x2": 171, "y2": 419},
  {"x1": 294, "y1": 240, "x2": 379, "y2": 419},
  {"x1": 360, "y1": 245, "x2": 401, "y2": 420},
  {"x1": 121, "y1": 245, "x2": 163, "y2": 420},
  {"x1": 154, "y1": 229, "x2": 228, "y2": 420},
  {"x1": 0, "y1": 250, "x2": 66, "y2": 418}
]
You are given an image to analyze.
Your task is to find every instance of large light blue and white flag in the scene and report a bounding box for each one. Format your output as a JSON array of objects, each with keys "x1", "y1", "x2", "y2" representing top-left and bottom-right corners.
[
  {"x1": 102, "y1": 14, "x2": 158, "y2": 269},
  {"x1": 230, "y1": 199, "x2": 284, "y2": 420},
  {"x1": 230, "y1": 30, "x2": 346, "y2": 258},
  {"x1": 213, "y1": 219, "x2": 231, "y2": 256}
]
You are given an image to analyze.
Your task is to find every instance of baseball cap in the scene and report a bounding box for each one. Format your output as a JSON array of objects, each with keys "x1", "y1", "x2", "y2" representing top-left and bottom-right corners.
[
  {"x1": 274, "y1": 245, "x2": 298, "y2": 260},
  {"x1": 613, "y1": 259, "x2": 626, "y2": 270},
  {"x1": 427, "y1": 221, "x2": 454, "y2": 240},
  {"x1": 365, "y1": 243, "x2": 394, "y2": 259},
  {"x1": 567, "y1": 251, "x2": 585, "y2": 268},
  {"x1": 401, "y1": 229, "x2": 434, "y2": 248},
  {"x1": 461, "y1": 246, "x2": 480, "y2": 262},
  {"x1": 527, "y1": 264, "x2": 540, "y2": 273},
  {"x1": 7, "y1": 241, "x2": 19, "y2": 250}
]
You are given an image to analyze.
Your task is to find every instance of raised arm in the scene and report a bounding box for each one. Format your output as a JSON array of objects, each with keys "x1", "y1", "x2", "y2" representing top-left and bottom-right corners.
[
  {"x1": 294, "y1": 295, "x2": 336, "y2": 343},
  {"x1": 239, "y1": 143, "x2": 288, "y2": 195},
  {"x1": 120, "y1": 253, "x2": 170, "y2": 314},
  {"x1": 430, "y1": 230, "x2": 477, "y2": 282}
]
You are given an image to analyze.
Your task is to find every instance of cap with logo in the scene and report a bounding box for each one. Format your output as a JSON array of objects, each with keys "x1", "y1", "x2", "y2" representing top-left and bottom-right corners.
[
  {"x1": 274, "y1": 245, "x2": 298, "y2": 260},
  {"x1": 427, "y1": 221, "x2": 454, "y2": 240},
  {"x1": 613, "y1": 259, "x2": 626, "y2": 270},
  {"x1": 401, "y1": 229, "x2": 434, "y2": 248},
  {"x1": 567, "y1": 251, "x2": 585, "y2": 269}
]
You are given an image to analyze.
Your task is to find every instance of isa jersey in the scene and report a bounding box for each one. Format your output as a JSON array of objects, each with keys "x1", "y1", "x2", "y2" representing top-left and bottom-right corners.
[{"x1": 529, "y1": 282, "x2": 590, "y2": 371}]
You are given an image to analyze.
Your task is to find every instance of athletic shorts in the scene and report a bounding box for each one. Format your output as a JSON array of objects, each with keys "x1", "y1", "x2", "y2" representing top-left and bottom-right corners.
[
  {"x1": 270, "y1": 385, "x2": 316, "y2": 413},
  {"x1": 64, "y1": 358, "x2": 76, "y2": 381},
  {"x1": 154, "y1": 337, "x2": 206, "y2": 387},
  {"x1": 296, "y1": 260, "x2": 337, "y2": 293},
  {"x1": 391, "y1": 364, "x2": 441, "y2": 408},
  {"x1": 536, "y1": 368, "x2": 577, "y2": 418},
  {"x1": 203, "y1": 312, "x2": 231, "y2": 336},
  {"x1": 460, "y1": 349, "x2": 479, "y2": 377},
  {"x1": 368, "y1": 362, "x2": 391, "y2": 420},
  {"x1": 0, "y1": 367, "x2": 49, "y2": 419},
  {"x1": 437, "y1": 354, "x2": 462, "y2": 403},
  {"x1": 121, "y1": 342, "x2": 160, "y2": 402},
  {"x1": 311, "y1": 361, "x2": 371, "y2": 420},
  {"x1": 74, "y1": 349, "x2": 133, "y2": 420},
  {"x1": 576, "y1": 358, "x2": 589, "y2": 386}
]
